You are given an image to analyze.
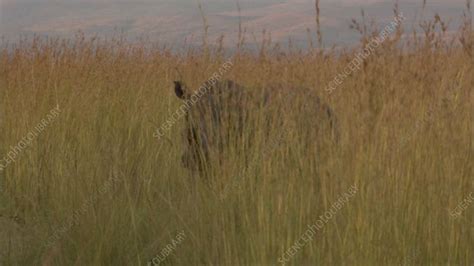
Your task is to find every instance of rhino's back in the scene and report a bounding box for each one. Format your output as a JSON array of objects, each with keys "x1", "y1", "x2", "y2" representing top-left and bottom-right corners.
[{"x1": 258, "y1": 83, "x2": 339, "y2": 140}]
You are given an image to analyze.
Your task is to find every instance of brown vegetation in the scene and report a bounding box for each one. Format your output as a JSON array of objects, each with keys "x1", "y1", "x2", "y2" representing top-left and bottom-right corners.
[{"x1": 0, "y1": 2, "x2": 473, "y2": 265}]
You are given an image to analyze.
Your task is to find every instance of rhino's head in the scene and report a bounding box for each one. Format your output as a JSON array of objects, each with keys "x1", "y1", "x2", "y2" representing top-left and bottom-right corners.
[{"x1": 174, "y1": 80, "x2": 245, "y2": 174}]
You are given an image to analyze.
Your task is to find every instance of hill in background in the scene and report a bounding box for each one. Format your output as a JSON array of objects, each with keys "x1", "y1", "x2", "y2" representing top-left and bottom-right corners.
[{"x1": 0, "y1": 0, "x2": 470, "y2": 49}]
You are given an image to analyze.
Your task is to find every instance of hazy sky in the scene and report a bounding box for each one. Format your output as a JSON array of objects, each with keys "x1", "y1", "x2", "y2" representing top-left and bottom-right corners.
[{"x1": 0, "y1": 0, "x2": 471, "y2": 48}]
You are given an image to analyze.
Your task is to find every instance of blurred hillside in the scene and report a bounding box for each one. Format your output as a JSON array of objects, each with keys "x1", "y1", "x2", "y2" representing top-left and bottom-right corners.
[{"x1": 0, "y1": 0, "x2": 471, "y2": 49}]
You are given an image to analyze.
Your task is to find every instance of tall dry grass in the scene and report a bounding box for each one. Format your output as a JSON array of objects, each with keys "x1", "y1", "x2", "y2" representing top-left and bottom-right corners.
[{"x1": 0, "y1": 5, "x2": 473, "y2": 266}]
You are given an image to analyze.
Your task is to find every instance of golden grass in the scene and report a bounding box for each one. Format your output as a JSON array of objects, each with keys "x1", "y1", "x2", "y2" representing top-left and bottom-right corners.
[{"x1": 0, "y1": 7, "x2": 473, "y2": 266}]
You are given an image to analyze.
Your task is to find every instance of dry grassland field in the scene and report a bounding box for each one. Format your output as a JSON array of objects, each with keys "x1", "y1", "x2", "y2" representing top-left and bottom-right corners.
[{"x1": 0, "y1": 0, "x2": 473, "y2": 265}]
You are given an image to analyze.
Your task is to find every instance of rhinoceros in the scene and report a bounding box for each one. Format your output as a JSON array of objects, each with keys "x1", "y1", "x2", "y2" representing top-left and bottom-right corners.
[{"x1": 173, "y1": 79, "x2": 339, "y2": 175}]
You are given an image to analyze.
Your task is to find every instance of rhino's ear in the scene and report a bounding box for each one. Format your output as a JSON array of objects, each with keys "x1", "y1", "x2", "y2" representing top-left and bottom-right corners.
[{"x1": 174, "y1": 81, "x2": 187, "y2": 99}]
